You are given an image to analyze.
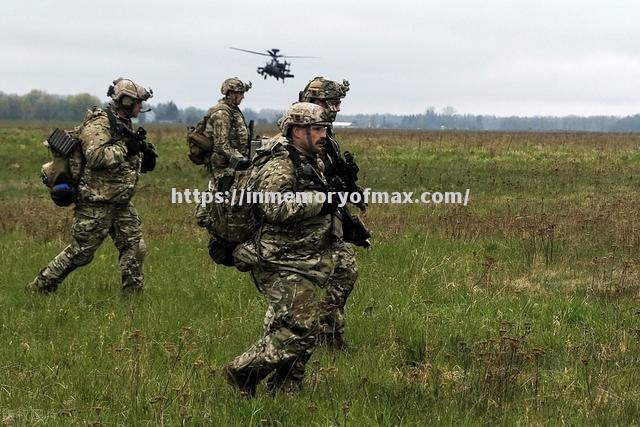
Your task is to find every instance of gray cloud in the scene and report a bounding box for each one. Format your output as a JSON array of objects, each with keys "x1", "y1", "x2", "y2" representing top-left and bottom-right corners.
[{"x1": 2, "y1": 0, "x2": 639, "y2": 116}]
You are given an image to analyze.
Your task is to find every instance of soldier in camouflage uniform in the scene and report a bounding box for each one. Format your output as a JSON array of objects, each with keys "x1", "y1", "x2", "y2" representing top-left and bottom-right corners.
[
  {"x1": 225, "y1": 103, "x2": 337, "y2": 396},
  {"x1": 195, "y1": 78, "x2": 251, "y2": 247},
  {"x1": 299, "y1": 77, "x2": 359, "y2": 350},
  {"x1": 205, "y1": 77, "x2": 251, "y2": 183},
  {"x1": 26, "y1": 78, "x2": 154, "y2": 294}
]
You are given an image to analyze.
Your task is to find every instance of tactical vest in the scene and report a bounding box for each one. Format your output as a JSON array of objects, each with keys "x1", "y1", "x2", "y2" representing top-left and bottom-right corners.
[
  {"x1": 77, "y1": 107, "x2": 142, "y2": 203},
  {"x1": 202, "y1": 140, "x2": 330, "y2": 273},
  {"x1": 208, "y1": 100, "x2": 249, "y2": 170},
  {"x1": 213, "y1": 100, "x2": 249, "y2": 153},
  {"x1": 231, "y1": 142, "x2": 334, "y2": 279}
]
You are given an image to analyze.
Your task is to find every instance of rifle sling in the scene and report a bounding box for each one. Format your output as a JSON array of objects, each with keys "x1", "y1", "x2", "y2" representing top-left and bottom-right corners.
[{"x1": 284, "y1": 144, "x2": 326, "y2": 189}]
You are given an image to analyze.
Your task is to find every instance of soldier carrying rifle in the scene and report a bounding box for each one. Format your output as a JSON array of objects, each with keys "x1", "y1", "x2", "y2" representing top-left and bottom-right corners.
[
  {"x1": 26, "y1": 78, "x2": 156, "y2": 294},
  {"x1": 299, "y1": 77, "x2": 371, "y2": 350}
]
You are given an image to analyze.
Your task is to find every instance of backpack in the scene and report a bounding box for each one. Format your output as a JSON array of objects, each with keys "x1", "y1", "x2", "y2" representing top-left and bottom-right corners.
[
  {"x1": 186, "y1": 110, "x2": 214, "y2": 165},
  {"x1": 206, "y1": 148, "x2": 273, "y2": 243},
  {"x1": 204, "y1": 141, "x2": 325, "y2": 267},
  {"x1": 187, "y1": 102, "x2": 252, "y2": 166},
  {"x1": 40, "y1": 126, "x2": 84, "y2": 188},
  {"x1": 40, "y1": 107, "x2": 125, "y2": 206}
]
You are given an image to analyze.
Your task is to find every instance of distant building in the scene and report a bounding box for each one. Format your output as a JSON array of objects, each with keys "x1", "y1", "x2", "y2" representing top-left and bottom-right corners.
[{"x1": 333, "y1": 121, "x2": 353, "y2": 128}]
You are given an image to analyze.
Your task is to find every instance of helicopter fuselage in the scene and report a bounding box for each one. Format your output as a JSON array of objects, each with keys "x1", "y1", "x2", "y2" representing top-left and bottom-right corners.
[{"x1": 257, "y1": 59, "x2": 294, "y2": 82}]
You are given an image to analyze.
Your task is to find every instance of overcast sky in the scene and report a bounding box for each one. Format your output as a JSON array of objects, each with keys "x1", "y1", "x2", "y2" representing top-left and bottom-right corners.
[{"x1": 3, "y1": 0, "x2": 640, "y2": 116}]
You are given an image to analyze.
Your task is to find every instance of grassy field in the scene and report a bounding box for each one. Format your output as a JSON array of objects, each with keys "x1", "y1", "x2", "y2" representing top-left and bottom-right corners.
[{"x1": 1, "y1": 123, "x2": 640, "y2": 425}]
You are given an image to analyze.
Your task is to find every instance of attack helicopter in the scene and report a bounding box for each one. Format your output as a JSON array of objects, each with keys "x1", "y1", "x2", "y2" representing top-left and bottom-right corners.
[{"x1": 230, "y1": 47, "x2": 317, "y2": 83}]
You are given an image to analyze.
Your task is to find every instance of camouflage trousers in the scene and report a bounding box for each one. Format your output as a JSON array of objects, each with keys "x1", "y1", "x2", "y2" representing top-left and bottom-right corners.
[
  {"x1": 30, "y1": 202, "x2": 145, "y2": 292},
  {"x1": 319, "y1": 239, "x2": 358, "y2": 337},
  {"x1": 230, "y1": 269, "x2": 323, "y2": 390}
]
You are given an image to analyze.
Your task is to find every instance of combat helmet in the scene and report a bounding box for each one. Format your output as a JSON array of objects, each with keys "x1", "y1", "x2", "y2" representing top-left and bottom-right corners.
[
  {"x1": 298, "y1": 77, "x2": 349, "y2": 102},
  {"x1": 279, "y1": 102, "x2": 330, "y2": 136},
  {"x1": 221, "y1": 77, "x2": 252, "y2": 95},
  {"x1": 107, "y1": 78, "x2": 153, "y2": 108}
]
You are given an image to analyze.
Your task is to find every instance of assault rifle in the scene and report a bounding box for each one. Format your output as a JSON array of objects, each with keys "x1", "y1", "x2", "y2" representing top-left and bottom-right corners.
[
  {"x1": 322, "y1": 136, "x2": 371, "y2": 248},
  {"x1": 106, "y1": 109, "x2": 149, "y2": 151},
  {"x1": 246, "y1": 119, "x2": 263, "y2": 160},
  {"x1": 105, "y1": 109, "x2": 156, "y2": 173},
  {"x1": 128, "y1": 126, "x2": 157, "y2": 173}
]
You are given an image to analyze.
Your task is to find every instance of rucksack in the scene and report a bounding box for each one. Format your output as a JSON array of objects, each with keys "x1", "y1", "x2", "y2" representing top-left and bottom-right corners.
[
  {"x1": 40, "y1": 107, "x2": 127, "y2": 206},
  {"x1": 205, "y1": 147, "x2": 273, "y2": 244},
  {"x1": 186, "y1": 109, "x2": 214, "y2": 165},
  {"x1": 187, "y1": 103, "x2": 254, "y2": 166},
  {"x1": 40, "y1": 126, "x2": 84, "y2": 206},
  {"x1": 203, "y1": 141, "x2": 325, "y2": 266}
]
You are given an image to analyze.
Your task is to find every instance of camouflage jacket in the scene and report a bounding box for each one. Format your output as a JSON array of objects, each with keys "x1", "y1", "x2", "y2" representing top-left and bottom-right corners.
[
  {"x1": 235, "y1": 140, "x2": 335, "y2": 284},
  {"x1": 204, "y1": 98, "x2": 248, "y2": 171},
  {"x1": 77, "y1": 106, "x2": 142, "y2": 203}
]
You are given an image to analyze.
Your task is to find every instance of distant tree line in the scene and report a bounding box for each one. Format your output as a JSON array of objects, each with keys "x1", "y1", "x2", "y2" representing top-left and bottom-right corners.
[
  {"x1": 3, "y1": 90, "x2": 640, "y2": 132},
  {"x1": 0, "y1": 90, "x2": 101, "y2": 121},
  {"x1": 148, "y1": 101, "x2": 282, "y2": 126},
  {"x1": 338, "y1": 107, "x2": 640, "y2": 132}
]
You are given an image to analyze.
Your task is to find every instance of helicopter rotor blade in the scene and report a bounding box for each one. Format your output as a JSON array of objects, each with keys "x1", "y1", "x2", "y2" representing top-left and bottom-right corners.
[
  {"x1": 229, "y1": 47, "x2": 271, "y2": 57},
  {"x1": 280, "y1": 55, "x2": 319, "y2": 59}
]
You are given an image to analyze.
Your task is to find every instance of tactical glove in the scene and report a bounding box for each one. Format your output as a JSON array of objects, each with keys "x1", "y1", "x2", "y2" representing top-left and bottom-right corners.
[
  {"x1": 229, "y1": 155, "x2": 250, "y2": 171},
  {"x1": 141, "y1": 143, "x2": 157, "y2": 173},
  {"x1": 208, "y1": 237, "x2": 236, "y2": 267},
  {"x1": 125, "y1": 138, "x2": 142, "y2": 156}
]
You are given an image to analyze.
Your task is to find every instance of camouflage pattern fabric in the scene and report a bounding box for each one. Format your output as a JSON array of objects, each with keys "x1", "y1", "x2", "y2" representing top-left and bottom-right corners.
[
  {"x1": 28, "y1": 202, "x2": 145, "y2": 292},
  {"x1": 220, "y1": 77, "x2": 251, "y2": 95},
  {"x1": 228, "y1": 142, "x2": 334, "y2": 392},
  {"x1": 298, "y1": 77, "x2": 349, "y2": 122},
  {"x1": 229, "y1": 269, "x2": 323, "y2": 389},
  {"x1": 27, "y1": 105, "x2": 146, "y2": 293},
  {"x1": 319, "y1": 239, "x2": 358, "y2": 336},
  {"x1": 204, "y1": 98, "x2": 248, "y2": 174},
  {"x1": 317, "y1": 129, "x2": 360, "y2": 342},
  {"x1": 78, "y1": 107, "x2": 141, "y2": 203},
  {"x1": 233, "y1": 142, "x2": 334, "y2": 284},
  {"x1": 298, "y1": 78, "x2": 360, "y2": 342}
]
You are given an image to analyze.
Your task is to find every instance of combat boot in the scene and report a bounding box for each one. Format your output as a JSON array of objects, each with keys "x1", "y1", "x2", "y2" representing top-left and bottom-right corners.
[
  {"x1": 223, "y1": 364, "x2": 259, "y2": 398},
  {"x1": 265, "y1": 358, "x2": 306, "y2": 395},
  {"x1": 25, "y1": 277, "x2": 56, "y2": 295}
]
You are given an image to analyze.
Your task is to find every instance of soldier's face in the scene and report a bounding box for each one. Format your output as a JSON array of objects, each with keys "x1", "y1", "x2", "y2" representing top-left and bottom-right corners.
[
  {"x1": 229, "y1": 91, "x2": 245, "y2": 106},
  {"x1": 131, "y1": 100, "x2": 142, "y2": 118},
  {"x1": 292, "y1": 125, "x2": 326, "y2": 154},
  {"x1": 305, "y1": 125, "x2": 328, "y2": 153}
]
